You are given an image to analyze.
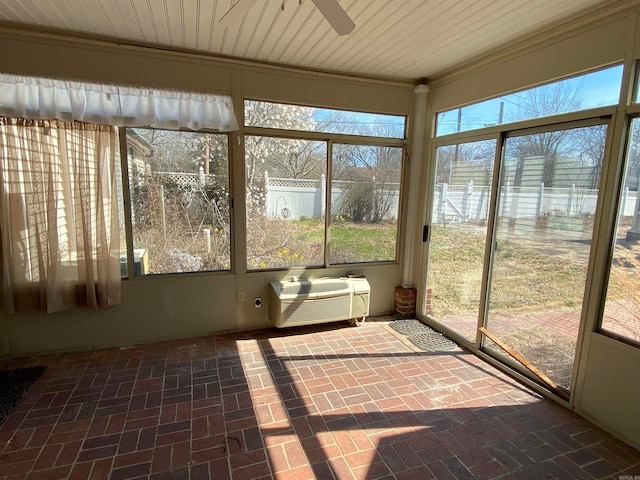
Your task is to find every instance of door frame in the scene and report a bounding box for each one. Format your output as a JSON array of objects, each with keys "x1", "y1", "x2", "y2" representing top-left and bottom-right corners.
[{"x1": 418, "y1": 112, "x2": 616, "y2": 403}]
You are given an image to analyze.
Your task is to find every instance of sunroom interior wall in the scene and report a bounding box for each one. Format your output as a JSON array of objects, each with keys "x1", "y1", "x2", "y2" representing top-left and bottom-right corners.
[
  {"x1": 0, "y1": 31, "x2": 234, "y2": 95},
  {"x1": 240, "y1": 67, "x2": 413, "y2": 115},
  {"x1": 0, "y1": 27, "x2": 413, "y2": 355},
  {"x1": 635, "y1": 9, "x2": 640, "y2": 59},
  {"x1": 575, "y1": 9, "x2": 640, "y2": 452},
  {"x1": 422, "y1": 5, "x2": 640, "y2": 450}
]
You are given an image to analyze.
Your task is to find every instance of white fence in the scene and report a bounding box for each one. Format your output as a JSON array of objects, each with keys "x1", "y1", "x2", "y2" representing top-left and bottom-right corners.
[
  {"x1": 264, "y1": 173, "x2": 401, "y2": 220},
  {"x1": 265, "y1": 175, "x2": 325, "y2": 219},
  {"x1": 433, "y1": 181, "x2": 638, "y2": 224},
  {"x1": 155, "y1": 169, "x2": 216, "y2": 187},
  {"x1": 148, "y1": 172, "x2": 640, "y2": 225}
]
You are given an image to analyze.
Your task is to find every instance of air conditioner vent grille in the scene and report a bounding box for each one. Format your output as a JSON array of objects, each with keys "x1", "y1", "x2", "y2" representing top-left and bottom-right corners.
[
  {"x1": 268, "y1": 277, "x2": 370, "y2": 328},
  {"x1": 280, "y1": 280, "x2": 350, "y2": 296}
]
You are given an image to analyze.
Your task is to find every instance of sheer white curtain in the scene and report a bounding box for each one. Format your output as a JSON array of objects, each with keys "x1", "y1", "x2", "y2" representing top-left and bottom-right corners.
[
  {"x1": 0, "y1": 74, "x2": 239, "y2": 131},
  {"x1": 0, "y1": 118, "x2": 120, "y2": 313},
  {"x1": 0, "y1": 74, "x2": 238, "y2": 313}
]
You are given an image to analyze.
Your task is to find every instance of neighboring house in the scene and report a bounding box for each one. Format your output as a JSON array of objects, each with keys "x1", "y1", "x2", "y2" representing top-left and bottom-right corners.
[{"x1": 125, "y1": 128, "x2": 153, "y2": 187}]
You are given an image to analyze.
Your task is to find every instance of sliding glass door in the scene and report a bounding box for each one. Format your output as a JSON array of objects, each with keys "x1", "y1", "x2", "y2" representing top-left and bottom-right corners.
[
  {"x1": 601, "y1": 117, "x2": 640, "y2": 345},
  {"x1": 425, "y1": 121, "x2": 608, "y2": 395},
  {"x1": 483, "y1": 123, "x2": 606, "y2": 393},
  {"x1": 426, "y1": 140, "x2": 496, "y2": 342}
]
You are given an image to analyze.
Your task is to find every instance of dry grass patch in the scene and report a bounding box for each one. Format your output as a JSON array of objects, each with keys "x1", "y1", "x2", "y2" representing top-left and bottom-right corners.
[{"x1": 428, "y1": 226, "x2": 587, "y2": 316}]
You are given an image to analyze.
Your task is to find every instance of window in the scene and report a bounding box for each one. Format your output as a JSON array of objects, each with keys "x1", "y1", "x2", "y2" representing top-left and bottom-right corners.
[
  {"x1": 124, "y1": 128, "x2": 231, "y2": 275},
  {"x1": 245, "y1": 100, "x2": 406, "y2": 138},
  {"x1": 436, "y1": 65, "x2": 623, "y2": 137},
  {"x1": 427, "y1": 139, "x2": 496, "y2": 342},
  {"x1": 330, "y1": 144, "x2": 402, "y2": 264},
  {"x1": 601, "y1": 118, "x2": 640, "y2": 344},
  {"x1": 244, "y1": 100, "x2": 406, "y2": 270},
  {"x1": 246, "y1": 136, "x2": 326, "y2": 269},
  {"x1": 0, "y1": 74, "x2": 238, "y2": 295},
  {"x1": 484, "y1": 123, "x2": 607, "y2": 391}
]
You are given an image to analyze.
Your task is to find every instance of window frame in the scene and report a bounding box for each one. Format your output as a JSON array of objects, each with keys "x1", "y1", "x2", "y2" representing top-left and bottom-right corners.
[
  {"x1": 243, "y1": 101, "x2": 407, "y2": 272},
  {"x1": 434, "y1": 63, "x2": 624, "y2": 139},
  {"x1": 328, "y1": 141, "x2": 405, "y2": 266},
  {"x1": 587, "y1": 56, "x2": 640, "y2": 350},
  {"x1": 596, "y1": 112, "x2": 640, "y2": 349},
  {"x1": 119, "y1": 126, "x2": 234, "y2": 279},
  {"x1": 244, "y1": 98, "x2": 408, "y2": 139}
]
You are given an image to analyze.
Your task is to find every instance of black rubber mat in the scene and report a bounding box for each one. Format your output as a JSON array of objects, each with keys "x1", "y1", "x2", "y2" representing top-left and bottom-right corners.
[
  {"x1": 0, "y1": 366, "x2": 46, "y2": 425},
  {"x1": 388, "y1": 319, "x2": 434, "y2": 335},
  {"x1": 389, "y1": 319, "x2": 459, "y2": 352},
  {"x1": 407, "y1": 332, "x2": 458, "y2": 352}
]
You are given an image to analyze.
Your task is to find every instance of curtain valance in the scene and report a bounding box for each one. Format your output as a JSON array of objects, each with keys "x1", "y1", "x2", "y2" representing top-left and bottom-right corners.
[{"x1": 0, "y1": 74, "x2": 238, "y2": 131}]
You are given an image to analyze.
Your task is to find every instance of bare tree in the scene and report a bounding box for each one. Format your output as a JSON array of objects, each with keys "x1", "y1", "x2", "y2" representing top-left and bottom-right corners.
[
  {"x1": 333, "y1": 143, "x2": 402, "y2": 223},
  {"x1": 134, "y1": 129, "x2": 199, "y2": 172},
  {"x1": 269, "y1": 139, "x2": 325, "y2": 179},
  {"x1": 576, "y1": 125, "x2": 606, "y2": 188},
  {"x1": 624, "y1": 121, "x2": 640, "y2": 192},
  {"x1": 244, "y1": 101, "x2": 318, "y2": 189},
  {"x1": 436, "y1": 140, "x2": 495, "y2": 186}
]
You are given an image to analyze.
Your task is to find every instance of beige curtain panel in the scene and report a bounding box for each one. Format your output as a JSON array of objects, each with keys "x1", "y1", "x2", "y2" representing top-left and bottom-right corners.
[{"x1": 0, "y1": 118, "x2": 121, "y2": 314}]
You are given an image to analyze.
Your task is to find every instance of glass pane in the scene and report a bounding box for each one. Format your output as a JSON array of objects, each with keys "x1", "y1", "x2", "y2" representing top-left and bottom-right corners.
[
  {"x1": 330, "y1": 144, "x2": 402, "y2": 264},
  {"x1": 245, "y1": 100, "x2": 406, "y2": 139},
  {"x1": 436, "y1": 65, "x2": 623, "y2": 136},
  {"x1": 126, "y1": 128, "x2": 231, "y2": 275},
  {"x1": 485, "y1": 124, "x2": 607, "y2": 392},
  {"x1": 601, "y1": 118, "x2": 640, "y2": 343},
  {"x1": 246, "y1": 136, "x2": 326, "y2": 269},
  {"x1": 426, "y1": 140, "x2": 496, "y2": 342}
]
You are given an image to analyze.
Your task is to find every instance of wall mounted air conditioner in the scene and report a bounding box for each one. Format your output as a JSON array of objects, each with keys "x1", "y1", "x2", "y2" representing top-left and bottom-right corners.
[{"x1": 268, "y1": 277, "x2": 370, "y2": 328}]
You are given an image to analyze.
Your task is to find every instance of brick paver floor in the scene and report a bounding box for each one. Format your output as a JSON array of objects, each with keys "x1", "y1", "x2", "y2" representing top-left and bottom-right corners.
[{"x1": 0, "y1": 321, "x2": 638, "y2": 479}]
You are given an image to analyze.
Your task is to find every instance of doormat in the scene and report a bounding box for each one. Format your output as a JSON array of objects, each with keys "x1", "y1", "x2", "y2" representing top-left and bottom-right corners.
[
  {"x1": 389, "y1": 319, "x2": 459, "y2": 352},
  {"x1": 389, "y1": 319, "x2": 435, "y2": 335},
  {"x1": 0, "y1": 366, "x2": 46, "y2": 426}
]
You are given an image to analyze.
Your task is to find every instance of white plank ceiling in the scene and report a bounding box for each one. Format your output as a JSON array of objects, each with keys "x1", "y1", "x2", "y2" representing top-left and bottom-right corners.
[{"x1": 0, "y1": 0, "x2": 615, "y2": 81}]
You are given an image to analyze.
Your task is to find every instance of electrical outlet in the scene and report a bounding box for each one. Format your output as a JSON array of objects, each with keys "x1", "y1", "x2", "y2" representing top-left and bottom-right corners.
[{"x1": 254, "y1": 297, "x2": 262, "y2": 308}]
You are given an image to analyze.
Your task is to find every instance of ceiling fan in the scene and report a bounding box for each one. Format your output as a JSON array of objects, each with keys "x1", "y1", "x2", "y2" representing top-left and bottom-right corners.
[{"x1": 219, "y1": 0, "x2": 356, "y2": 36}]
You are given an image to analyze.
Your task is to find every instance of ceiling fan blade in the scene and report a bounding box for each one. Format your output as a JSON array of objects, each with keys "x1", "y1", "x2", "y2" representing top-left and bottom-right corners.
[
  {"x1": 310, "y1": 0, "x2": 355, "y2": 35},
  {"x1": 219, "y1": 0, "x2": 259, "y2": 26}
]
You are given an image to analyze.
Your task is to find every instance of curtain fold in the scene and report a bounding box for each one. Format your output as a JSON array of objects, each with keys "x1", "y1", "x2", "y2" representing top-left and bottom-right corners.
[
  {"x1": 0, "y1": 118, "x2": 120, "y2": 314},
  {"x1": 0, "y1": 74, "x2": 239, "y2": 132}
]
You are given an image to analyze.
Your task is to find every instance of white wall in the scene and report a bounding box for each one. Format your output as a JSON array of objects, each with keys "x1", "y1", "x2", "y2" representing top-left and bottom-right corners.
[
  {"x1": 0, "y1": 27, "x2": 413, "y2": 356},
  {"x1": 578, "y1": 334, "x2": 640, "y2": 449},
  {"x1": 429, "y1": 7, "x2": 631, "y2": 114}
]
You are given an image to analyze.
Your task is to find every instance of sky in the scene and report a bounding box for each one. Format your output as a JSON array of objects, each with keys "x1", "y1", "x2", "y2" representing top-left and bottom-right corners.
[
  {"x1": 312, "y1": 107, "x2": 406, "y2": 138},
  {"x1": 436, "y1": 64, "x2": 625, "y2": 137}
]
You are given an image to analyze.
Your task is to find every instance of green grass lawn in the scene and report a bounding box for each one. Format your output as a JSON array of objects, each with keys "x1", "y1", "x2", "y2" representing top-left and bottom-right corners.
[
  {"x1": 329, "y1": 222, "x2": 397, "y2": 263},
  {"x1": 247, "y1": 218, "x2": 398, "y2": 268}
]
